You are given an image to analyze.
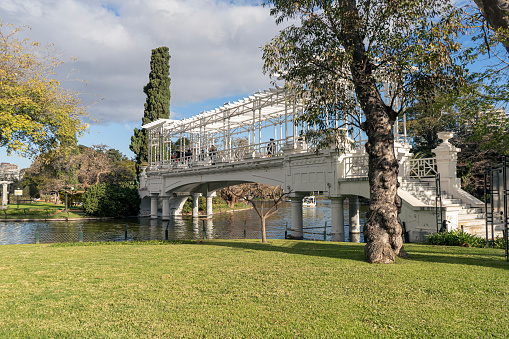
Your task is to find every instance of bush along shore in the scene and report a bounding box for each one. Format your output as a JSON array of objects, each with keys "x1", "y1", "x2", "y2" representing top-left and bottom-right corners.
[{"x1": 427, "y1": 230, "x2": 506, "y2": 249}]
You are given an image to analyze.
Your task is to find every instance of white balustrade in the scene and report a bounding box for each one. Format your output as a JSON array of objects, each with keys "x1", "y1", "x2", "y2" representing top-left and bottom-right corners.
[
  {"x1": 409, "y1": 157, "x2": 437, "y2": 178},
  {"x1": 343, "y1": 154, "x2": 369, "y2": 178}
]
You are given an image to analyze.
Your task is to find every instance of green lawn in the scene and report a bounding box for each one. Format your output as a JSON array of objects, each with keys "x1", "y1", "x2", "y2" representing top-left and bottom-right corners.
[
  {"x1": 0, "y1": 240, "x2": 507, "y2": 338},
  {"x1": 0, "y1": 202, "x2": 85, "y2": 220}
]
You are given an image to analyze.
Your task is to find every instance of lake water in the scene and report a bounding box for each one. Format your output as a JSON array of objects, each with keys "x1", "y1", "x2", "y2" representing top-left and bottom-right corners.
[{"x1": 0, "y1": 200, "x2": 367, "y2": 245}]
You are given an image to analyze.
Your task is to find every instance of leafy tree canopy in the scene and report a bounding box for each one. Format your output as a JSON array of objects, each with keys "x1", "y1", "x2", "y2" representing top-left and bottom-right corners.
[
  {"x1": 0, "y1": 22, "x2": 90, "y2": 158},
  {"x1": 262, "y1": 0, "x2": 475, "y2": 263}
]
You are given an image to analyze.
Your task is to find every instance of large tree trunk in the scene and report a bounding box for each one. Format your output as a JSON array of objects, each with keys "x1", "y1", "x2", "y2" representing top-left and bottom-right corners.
[
  {"x1": 474, "y1": 0, "x2": 509, "y2": 53},
  {"x1": 349, "y1": 33, "x2": 408, "y2": 263},
  {"x1": 362, "y1": 98, "x2": 406, "y2": 263}
]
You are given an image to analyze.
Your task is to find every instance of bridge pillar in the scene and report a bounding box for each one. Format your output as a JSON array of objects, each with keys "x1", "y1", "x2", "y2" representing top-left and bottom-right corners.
[
  {"x1": 161, "y1": 196, "x2": 170, "y2": 220},
  {"x1": 192, "y1": 193, "x2": 201, "y2": 218},
  {"x1": 330, "y1": 197, "x2": 346, "y2": 241},
  {"x1": 348, "y1": 195, "x2": 361, "y2": 243},
  {"x1": 290, "y1": 194, "x2": 305, "y2": 239},
  {"x1": 150, "y1": 194, "x2": 159, "y2": 219},
  {"x1": 206, "y1": 195, "x2": 213, "y2": 218}
]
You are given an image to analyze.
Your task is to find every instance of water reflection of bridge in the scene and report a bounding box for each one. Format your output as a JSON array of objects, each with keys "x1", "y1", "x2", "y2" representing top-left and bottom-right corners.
[{"x1": 139, "y1": 88, "x2": 485, "y2": 242}]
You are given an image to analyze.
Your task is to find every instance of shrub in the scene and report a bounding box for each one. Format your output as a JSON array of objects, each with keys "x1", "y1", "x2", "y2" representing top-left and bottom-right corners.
[
  {"x1": 198, "y1": 196, "x2": 206, "y2": 211},
  {"x1": 182, "y1": 197, "x2": 192, "y2": 214},
  {"x1": 83, "y1": 183, "x2": 140, "y2": 217},
  {"x1": 427, "y1": 230, "x2": 505, "y2": 249}
]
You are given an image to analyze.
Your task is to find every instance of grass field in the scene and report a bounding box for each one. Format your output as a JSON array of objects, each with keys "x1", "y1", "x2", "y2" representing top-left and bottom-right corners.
[
  {"x1": 0, "y1": 202, "x2": 84, "y2": 220},
  {"x1": 0, "y1": 201, "x2": 247, "y2": 220},
  {"x1": 0, "y1": 240, "x2": 507, "y2": 338}
]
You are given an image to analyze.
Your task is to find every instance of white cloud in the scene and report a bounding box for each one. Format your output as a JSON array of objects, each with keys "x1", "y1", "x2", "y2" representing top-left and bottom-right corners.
[{"x1": 0, "y1": 0, "x2": 285, "y2": 123}]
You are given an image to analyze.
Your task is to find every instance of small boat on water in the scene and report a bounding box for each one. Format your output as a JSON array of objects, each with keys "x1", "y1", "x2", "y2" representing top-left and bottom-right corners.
[{"x1": 302, "y1": 196, "x2": 316, "y2": 207}]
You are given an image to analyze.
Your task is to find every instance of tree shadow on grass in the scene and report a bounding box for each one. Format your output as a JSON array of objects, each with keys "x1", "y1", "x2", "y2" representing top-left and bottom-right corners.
[
  {"x1": 200, "y1": 240, "x2": 509, "y2": 270},
  {"x1": 201, "y1": 240, "x2": 368, "y2": 263},
  {"x1": 403, "y1": 244, "x2": 509, "y2": 270}
]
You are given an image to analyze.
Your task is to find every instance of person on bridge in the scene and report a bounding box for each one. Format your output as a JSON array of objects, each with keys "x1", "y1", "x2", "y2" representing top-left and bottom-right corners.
[
  {"x1": 267, "y1": 138, "x2": 276, "y2": 156},
  {"x1": 208, "y1": 144, "x2": 217, "y2": 157},
  {"x1": 209, "y1": 144, "x2": 217, "y2": 164}
]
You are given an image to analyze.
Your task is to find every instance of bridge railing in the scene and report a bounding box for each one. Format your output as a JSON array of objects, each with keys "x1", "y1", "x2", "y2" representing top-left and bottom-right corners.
[
  {"x1": 160, "y1": 138, "x2": 292, "y2": 170},
  {"x1": 343, "y1": 154, "x2": 369, "y2": 178},
  {"x1": 409, "y1": 157, "x2": 437, "y2": 178}
]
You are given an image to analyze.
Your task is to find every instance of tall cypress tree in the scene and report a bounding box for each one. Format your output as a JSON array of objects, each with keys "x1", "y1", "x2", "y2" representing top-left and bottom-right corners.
[{"x1": 130, "y1": 46, "x2": 171, "y2": 173}]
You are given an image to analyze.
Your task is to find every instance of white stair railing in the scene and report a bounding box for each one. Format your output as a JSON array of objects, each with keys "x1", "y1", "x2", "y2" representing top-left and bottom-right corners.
[{"x1": 409, "y1": 158, "x2": 437, "y2": 178}]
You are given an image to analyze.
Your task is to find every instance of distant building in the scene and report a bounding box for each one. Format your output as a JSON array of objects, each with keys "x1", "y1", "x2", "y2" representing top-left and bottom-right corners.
[
  {"x1": 0, "y1": 163, "x2": 20, "y2": 181},
  {"x1": 478, "y1": 107, "x2": 507, "y2": 119},
  {"x1": 461, "y1": 107, "x2": 508, "y2": 132}
]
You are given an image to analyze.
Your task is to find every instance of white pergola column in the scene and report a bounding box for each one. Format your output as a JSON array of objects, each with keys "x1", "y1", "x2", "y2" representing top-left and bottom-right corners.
[
  {"x1": 192, "y1": 193, "x2": 201, "y2": 218},
  {"x1": 150, "y1": 194, "x2": 159, "y2": 219},
  {"x1": 290, "y1": 195, "x2": 304, "y2": 239},
  {"x1": 1, "y1": 182, "x2": 9, "y2": 209},
  {"x1": 330, "y1": 197, "x2": 346, "y2": 242},
  {"x1": 349, "y1": 195, "x2": 361, "y2": 243},
  {"x1": 161, "y1": 196, "x2": 170, "y2": 221}
]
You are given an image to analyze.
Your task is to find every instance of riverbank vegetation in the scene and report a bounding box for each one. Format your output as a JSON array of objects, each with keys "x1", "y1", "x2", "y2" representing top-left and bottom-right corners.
[
  {"x1": 0, "y1": 195, "x2": 249, "y2": 220},
  {"x1": 0, "y1": 240, "x2": 507, "y2": 337}
]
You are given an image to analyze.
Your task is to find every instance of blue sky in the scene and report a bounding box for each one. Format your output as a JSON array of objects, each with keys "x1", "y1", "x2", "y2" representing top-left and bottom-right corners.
[
  {"x1": 0, "y1": 0, "x2": 284, "y2": 169},
  {"x1": 2, "y1": 1, "x2": 503, "y2": 170}
]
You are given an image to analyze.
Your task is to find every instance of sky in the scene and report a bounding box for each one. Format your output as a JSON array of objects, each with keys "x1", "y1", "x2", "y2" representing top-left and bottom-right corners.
[{"x1": 0, "y1": 0, "x2": 288, "y2": 169}]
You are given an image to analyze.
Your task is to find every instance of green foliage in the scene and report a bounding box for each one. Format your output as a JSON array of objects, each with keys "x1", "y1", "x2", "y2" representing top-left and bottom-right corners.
[
  {"x1": 212, "y1": 195, "x2": 225, "y2": 204},
  {"x1": 455, "y1": 132, "x2": 505, "y2": 199},
  {"x1": 82, "y1": 183, "x2": 140, "y2": 218},
  {"x1": 263, "y1": 0, "x2": 470, "y2": 150},
  {"x1": 0, "y1": 22, "x2": 90, "y2": 158},
  {"x1": 182, "y1": 197, "x2": 192, "y2": 214},
  {"x1": 198, "y1": 196, "x2": 206, "y2": 211},
  {"x1": 181, "y1": 196, "x2": 210, "y2": 213},
  {"x1": 58, "y1": 190, "x2": 83, "y2": 207},
  {"x1": 130, "y1": 46, "x2": 171, "y2": 172},
  {"x1": 427, "y1": 230, "x2": 505, "y2": 249}
]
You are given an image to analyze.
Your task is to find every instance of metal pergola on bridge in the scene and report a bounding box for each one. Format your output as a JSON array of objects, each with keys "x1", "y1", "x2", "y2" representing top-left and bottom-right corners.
[{"x1": 143, "y1": 86, "x2": 409, "y2": 169}]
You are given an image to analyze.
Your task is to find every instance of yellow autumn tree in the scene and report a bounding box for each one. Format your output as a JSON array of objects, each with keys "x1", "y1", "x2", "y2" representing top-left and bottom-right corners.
[{"x1": 0, "y1": 21, "x2": 90, "y2": 158}]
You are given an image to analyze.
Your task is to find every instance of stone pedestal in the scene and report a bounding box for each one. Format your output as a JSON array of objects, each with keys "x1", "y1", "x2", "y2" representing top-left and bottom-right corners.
[{"x1": 433, "y1": 132, "x2": 461, "y2": 193}]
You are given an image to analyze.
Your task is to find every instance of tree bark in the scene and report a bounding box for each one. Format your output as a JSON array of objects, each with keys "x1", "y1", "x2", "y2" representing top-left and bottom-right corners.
[
  {"x1": 348, "y1": 22, "x2": 408, "y2": 263},
  {"x1": 361, "y1": 96, "x2": 406, "y2": 263},
  {"x1": 474, "y1": 0, "x2": 509, "y2": 53}
]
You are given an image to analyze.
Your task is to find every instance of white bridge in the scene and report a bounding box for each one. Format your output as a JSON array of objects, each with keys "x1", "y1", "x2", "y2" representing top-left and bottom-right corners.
[{"x1": 139, "y1": 88, "x2": 487, "y2": 242}]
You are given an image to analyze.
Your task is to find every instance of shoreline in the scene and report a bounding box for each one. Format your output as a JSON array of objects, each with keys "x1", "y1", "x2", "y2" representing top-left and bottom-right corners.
[{"x1": 1, "y1": 207, "x2": 254, "y2": 222}]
